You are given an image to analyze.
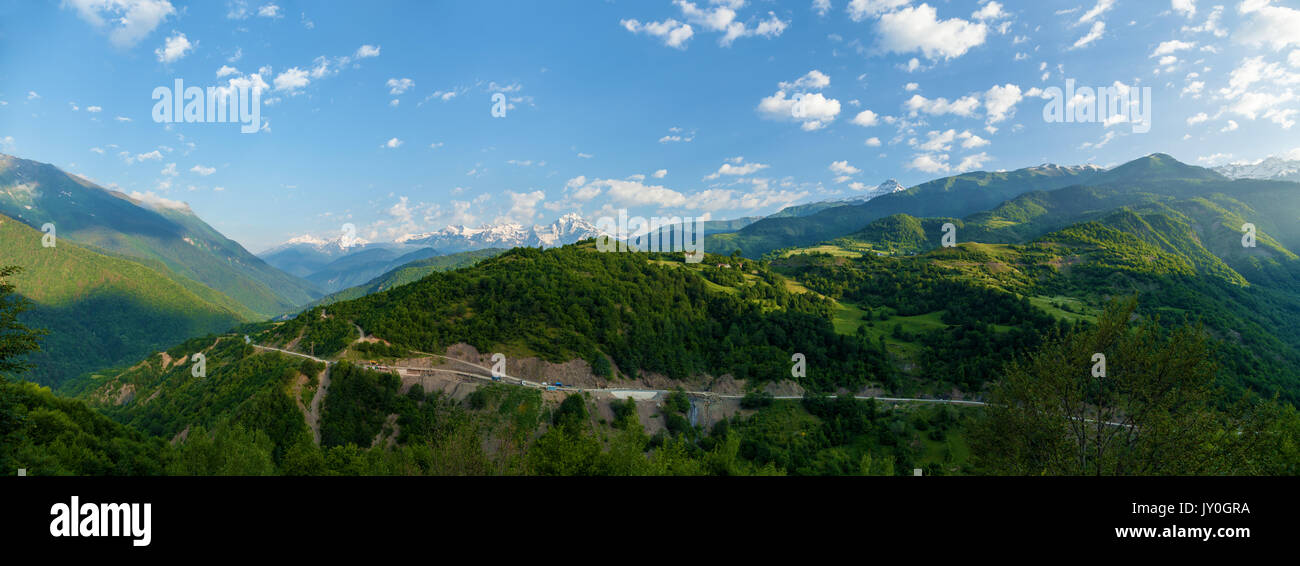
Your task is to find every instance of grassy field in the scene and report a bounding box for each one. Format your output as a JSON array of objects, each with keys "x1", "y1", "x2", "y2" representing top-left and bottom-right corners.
[{"x1": 1027, "y1": 295, "x2": 1097, "y2": 323}]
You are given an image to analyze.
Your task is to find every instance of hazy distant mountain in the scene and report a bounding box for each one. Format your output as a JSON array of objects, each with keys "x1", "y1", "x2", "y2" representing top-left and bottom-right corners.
[
  {"x1": 710, "y1": 161, "x2": 1108, "y2": 257},
  {"x1": 767, "y1": 180, "x2": 909, "y2": 219},
  {"x1": 1213, "y1": 156, "x2": 1300, "y2": 183},
  {"x1": 848, "y1": 179, "x2": 907, "y2": 202},
  {"x1": 259, "y1": 233, "x2": 381, "y2": 279},
  {"x1": 0, "y1": 153, "x2": 318, "y2": 317},
  {"x1": 396, "y1": 212, "x2": 601, "y2": 253}
]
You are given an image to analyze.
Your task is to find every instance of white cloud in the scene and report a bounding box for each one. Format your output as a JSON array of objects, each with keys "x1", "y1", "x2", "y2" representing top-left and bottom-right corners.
[
  {"x1": 1182, "y1": 4, "x2": 1225, "y2": 37},
  {"x1": 972, "y1": 2, "x2": 1008, "y2": 21},
  {"x1": 829, "y1": 160, "x2": 861, "y2": 175},
  {"x1": 864, "y1": 136, "x2": 882, "y2": 147},
  {"x1": 904, "y1": 93, "x2": 980, "y2": 117},
  {"x1": 1172, "y1": 0, "x2": 1196, "y2": 18},
  {"x1": 1187, "y1": 112, "x2": 1209, "y2": 125},
  {"x1": 917, "y1": 129, "x2": 958, "y2": 151},
  {"x1": 906, "y1": 153, "x2": 950, "y2": 173},
  {"x1": 1221, "y1": 120, "x2": 1240, "y2": 132},
  {"x1": 161, "y1": 162, "x2": 177, "y2": 176},
  {"x1": 780, "y1": 70, "x2": 831, "y2": 90},
  {"x1": 758, "y1": 74, "x2": 843, "y2": 130},
  {"x1": 958, "y1": 130, "x2": 990, "y2": 148},
  {"x1": 669, "y1": 0, "x2": 789, "y2": 47},
  {"x1": 502, "y1": 190, "x2": 546, "y2": 224},
  {"x1": 705, "y1": 157, "x2": 770, "y2": 179},
  {"x1": 1237, "y1": 0, "x2": 1300, "y2": 51},
  {"x1": 383, "y1": 137, "x2": 403, "y2": 148},
  {"x1": 813, "y1": 0, "x2": 831, "y2": 17},
  {"x1": 86, "y1": 105, "x2": 102, "y2": 113},
  {"x1": 620, "y1": 18, "x2": 695, "y2": 49},
  {"x1": 355, "y1": 44, "x2": 381, "y2": 58},
  {"x1": 129, "y1": 190, "x2": 188, "y2": 211},
  {"x1": 876, "y1": 3, "x2": 988, "y2": 60},
  {"x1": 983, "y1": 83, "x2": 1023, "y2": 124},
  {"x1": 217, "y1": 65, "x2": 239, "y2": 77},
  {"x1": 846, "y1": 0, "x2": 909, "y2": 21},
  {"x1": 1072, "y1": 21, "x2": 1106, "y2": 49},
  {"x1": 1151, "y1": 40, "x2": 1196, "y2": 57},
  {"x1": 653, "y1": 169, "x2": 668, "y2": 178},
  {"x1": 190, "y1": 164, "x2": 215, "y2": 176},
  {"x1": 65, "y1": 0, "x2": 176, "y2": 48},
  {"x1": 274, "y1": 67, "x2": 310, "y2": 92},
  {"x1": 851, "y1": 109, "x2": 880, "y2": 126},
  {"x1": 956, "y1": 152, "x2": 991, "y2": 171},
  {"x1": 1079, "y1": 0, "x2": 1115, "y2": 24},
  {"x1": 257, "y1": 3, "x2": 282, "y2": 18},
  {"x1": 154, "y1": 31, "x2": 194, "y2": 63},
  {"x1": 386, "y1": 77, "x2": 414, "y2": 95}
]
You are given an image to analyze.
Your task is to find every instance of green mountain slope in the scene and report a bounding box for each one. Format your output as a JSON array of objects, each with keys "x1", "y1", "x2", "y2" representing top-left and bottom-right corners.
[
  {"x1": 269, "y1": 243, "x2": 890, "y2": 391},
  {"x1": 709, "y1": 163, "x2": 1103, "y2": 258},
  {"x1": 0, "y1": 214, "x2": 245, "y2": 386},
  {"x1": 0, "y1": 153, "x2": 318, "y2": 317},
  {"x1": 308, "y1": 248, "x2": 507, "y2": 308}
]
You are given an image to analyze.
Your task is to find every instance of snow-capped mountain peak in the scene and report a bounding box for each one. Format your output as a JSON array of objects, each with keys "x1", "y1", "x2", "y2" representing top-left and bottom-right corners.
[
  {"x1": 395, "y1": 214, "x2": 600, "y2": 252},
  {"x1": 849, "y1": 179, "x2": 907, "y2": 202},
  {"x1": 1213, "y1": 156, "x2": 1300, "y2": 182}
]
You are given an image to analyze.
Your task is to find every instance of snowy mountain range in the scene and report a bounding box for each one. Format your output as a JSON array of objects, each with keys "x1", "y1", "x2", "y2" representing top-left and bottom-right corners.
[
  {"x1": 395, "y1": 213, "x2": 601, "y2": 253},
  {"x1": 1212, "y1": 157, "x2": 1300, "y2": 183}
]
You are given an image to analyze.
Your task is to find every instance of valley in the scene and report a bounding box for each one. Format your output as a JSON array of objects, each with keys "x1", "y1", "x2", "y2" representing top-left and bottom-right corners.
[{"x1": 3, "y1": 151, "x2": 1300, "y2": 477}]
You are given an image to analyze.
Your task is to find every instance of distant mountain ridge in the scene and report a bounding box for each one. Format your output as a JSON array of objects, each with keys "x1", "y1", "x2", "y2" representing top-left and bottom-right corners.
[
  {"x1": 0, "y1": 153, "x2": 318, "y2": 317},
  {"x1": 395, "y1": 212, "x2": 600, "y2": 252},
  {"x1": 1213, "y1": 156, "x2": 1300, "y2": 183},
  {"x1": 710, "y1": 161, "x2": 1109, "y2": 257}
]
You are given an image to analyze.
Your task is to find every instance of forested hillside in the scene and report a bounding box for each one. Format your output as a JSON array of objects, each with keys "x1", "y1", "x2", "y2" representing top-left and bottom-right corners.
[
  {"x1": 270, "y1": 243, "x2": 890, "y2": 392},
  {"x1": 0, "y1": 214, "x2": 244, "y2": 386}
]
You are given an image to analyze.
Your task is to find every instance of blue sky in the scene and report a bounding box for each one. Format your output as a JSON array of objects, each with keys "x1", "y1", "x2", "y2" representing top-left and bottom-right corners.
[{"x1": 1, "y1": 0, "x2": 1298, "y2": 252}]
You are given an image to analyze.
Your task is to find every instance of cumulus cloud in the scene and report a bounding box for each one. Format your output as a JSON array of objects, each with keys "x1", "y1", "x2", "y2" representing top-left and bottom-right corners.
[
  {"x1": 904, "y1": 93, "x2": 980, "y2": 117},
  {"x1": 65, "y1": 0, "x2": 176, "y2": 48},
  {"x1": 154, "y1": 31, "x2": 194, "y2": 63},
  {"x1": 1237, "y1": 0, "x2": 1300, "y2": 51},
  {"x1": 758, "y1": 71, "x2": 842, "y2": 130},
  {"x1": 386, "y1": 77, "x2": 414, "y2": 95},
  {"x1": 620, "y1": 18, "x2": 695, "y2": 49},
  {"x1": 983, "y1": 83, "x2": 1023, "y2": 125},
  {"x1": 274, "y1": 67, "x2": 310, "y2": 92},
  {"x1": 876, "y1": 3, "x2": 988, "y2": 60},
  {"x1": 851, "y1": 109, "x2": 880, "y2": 126},
  {"x1": 906, "y1": 153, "x2": 951, "y2": 173},
  {"x1": 705, "y1": 157, "x2": 770, "y2": 180},
  {"x1": 829, "y1": 160, "x2": 861, "y2": 175}
]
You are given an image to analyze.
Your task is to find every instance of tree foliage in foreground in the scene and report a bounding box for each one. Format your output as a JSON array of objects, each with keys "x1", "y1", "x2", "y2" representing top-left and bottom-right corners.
[{"x1": 974, "y1": 298, "x2": 1297, "y2": 475}]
